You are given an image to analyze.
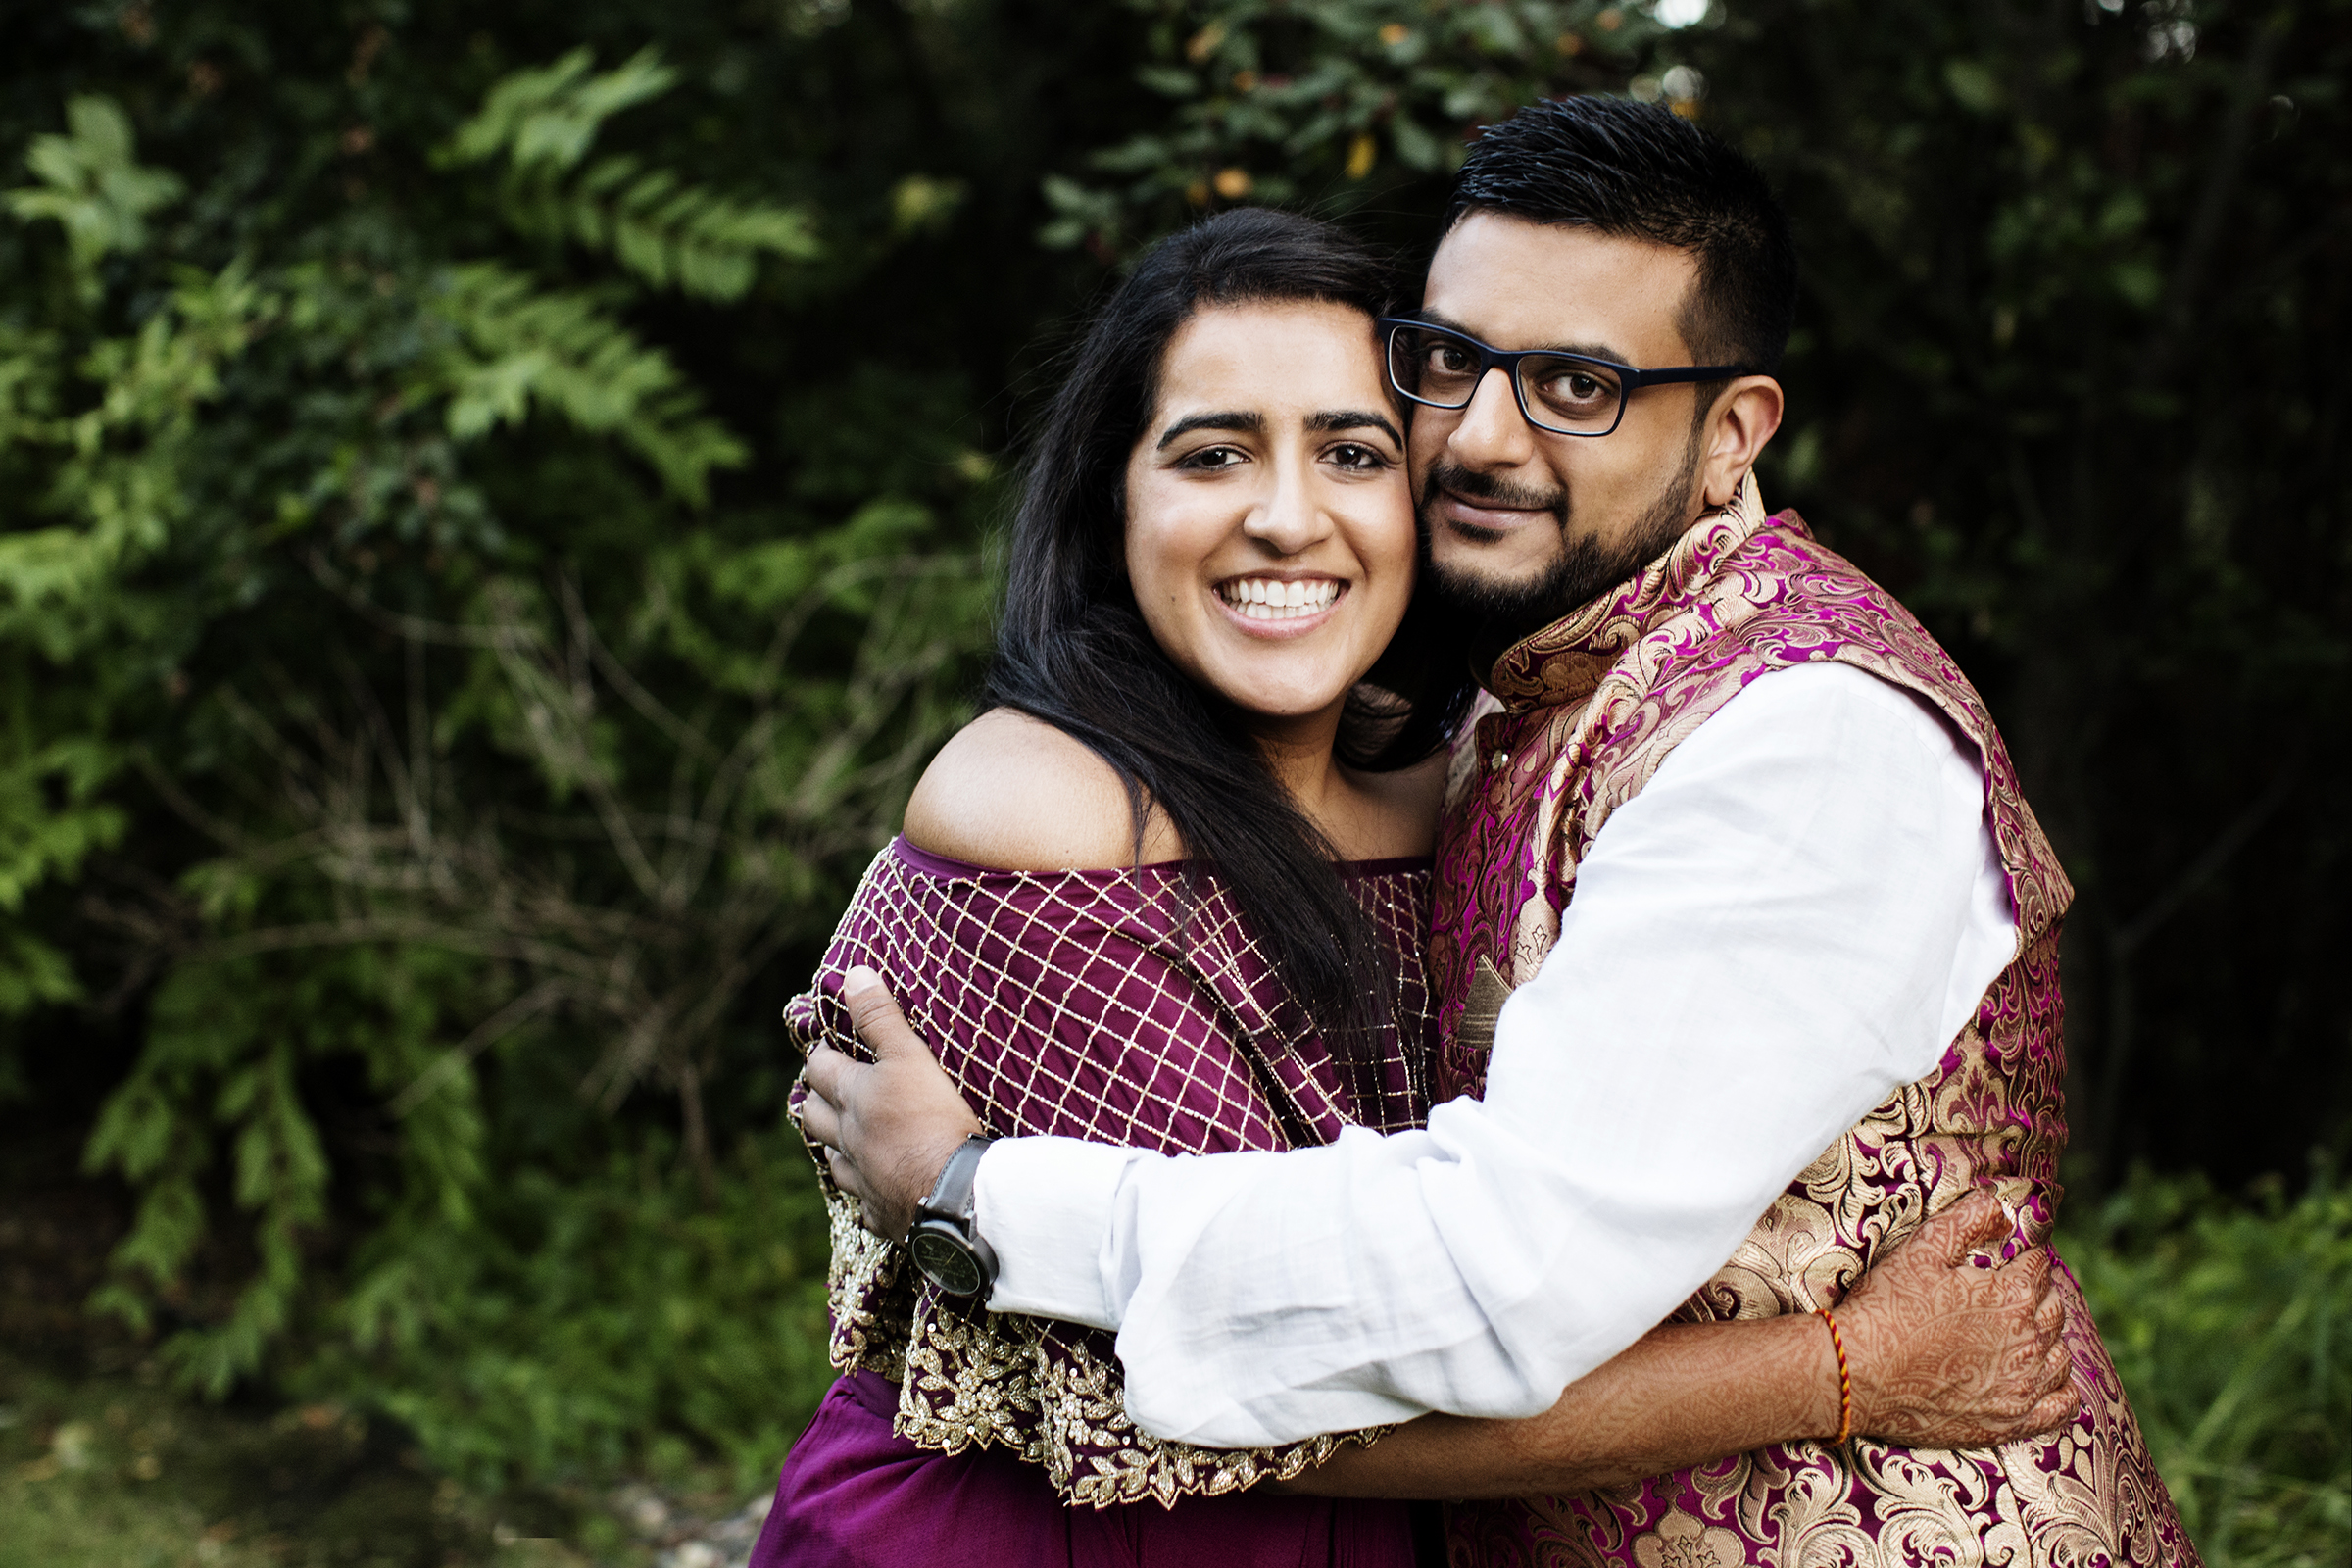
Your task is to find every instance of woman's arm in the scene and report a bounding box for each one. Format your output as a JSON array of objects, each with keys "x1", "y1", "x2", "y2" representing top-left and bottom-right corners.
[{"x1": 1278, "y1": 1192, "x2": 2076, "y2": 1497}]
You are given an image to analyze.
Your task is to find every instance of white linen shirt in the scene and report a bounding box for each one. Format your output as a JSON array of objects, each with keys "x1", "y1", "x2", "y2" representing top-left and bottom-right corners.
[{"x1": 969, "y1": 661, "x2": 2018, "y2": 1448}]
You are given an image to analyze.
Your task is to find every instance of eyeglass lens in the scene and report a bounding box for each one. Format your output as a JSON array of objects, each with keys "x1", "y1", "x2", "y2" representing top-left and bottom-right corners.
[{"x1": 1387, "y1": 326, "x2": 1626, "y2": 435}]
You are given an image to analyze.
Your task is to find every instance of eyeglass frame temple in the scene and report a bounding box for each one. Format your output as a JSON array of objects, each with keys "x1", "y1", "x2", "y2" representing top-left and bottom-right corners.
[{"x1": 1376, "y1": 318, "x2": 1759, "y2": 438}]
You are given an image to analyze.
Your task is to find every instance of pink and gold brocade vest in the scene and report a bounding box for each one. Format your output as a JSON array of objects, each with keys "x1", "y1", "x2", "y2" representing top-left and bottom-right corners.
[{"x1": 1430, "y1": 479, "x2": 2196, "y2": 1568}]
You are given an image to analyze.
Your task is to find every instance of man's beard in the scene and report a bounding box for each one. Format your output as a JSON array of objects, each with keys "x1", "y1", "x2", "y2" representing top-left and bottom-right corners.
[{"x1": 1419, "y1": 431, "x2": 1704, "y2": 678}]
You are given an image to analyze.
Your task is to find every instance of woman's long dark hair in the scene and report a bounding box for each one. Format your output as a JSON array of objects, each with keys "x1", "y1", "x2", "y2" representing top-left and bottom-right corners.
[{"x1": 988, "y1": 207, "x2": 1476, "y2": 1049}]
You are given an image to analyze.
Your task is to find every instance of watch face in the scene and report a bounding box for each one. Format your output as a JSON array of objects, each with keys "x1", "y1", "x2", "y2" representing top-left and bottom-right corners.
[{"x1": 910, "y1": 1225, "x2": 984, "y2": 1297}]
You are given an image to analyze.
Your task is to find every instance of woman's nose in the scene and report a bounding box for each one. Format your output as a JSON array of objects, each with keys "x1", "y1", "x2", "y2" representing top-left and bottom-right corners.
[{"x1": 1241, "y1": 463, "x2": 1334, "y2": 555}]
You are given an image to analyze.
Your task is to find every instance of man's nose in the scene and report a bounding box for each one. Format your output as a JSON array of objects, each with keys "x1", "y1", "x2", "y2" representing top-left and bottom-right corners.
[{"x1": 1445, "y1": 367, "x2": 1536, "y2": 470}]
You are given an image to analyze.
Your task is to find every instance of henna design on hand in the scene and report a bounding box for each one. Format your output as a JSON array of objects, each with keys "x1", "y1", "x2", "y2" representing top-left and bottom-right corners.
[
  {"x1": 1836, "y1": 1189, "x2": 2081, "y2": 1446},
  {"x1": 1284, "y1": 1188, "x2": 2081, "y2": 1499}
]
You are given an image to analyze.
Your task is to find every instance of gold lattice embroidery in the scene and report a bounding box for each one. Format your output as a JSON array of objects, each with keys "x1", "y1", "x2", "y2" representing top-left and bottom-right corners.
[{"x1": 791, "y1": 852, "x2": 1434, "y2": 1508}]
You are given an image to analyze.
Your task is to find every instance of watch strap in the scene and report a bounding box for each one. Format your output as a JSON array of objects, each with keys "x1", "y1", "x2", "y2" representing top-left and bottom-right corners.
[{"x1": 916, "y1": 1134, "x2": 994, "y2": 1229}]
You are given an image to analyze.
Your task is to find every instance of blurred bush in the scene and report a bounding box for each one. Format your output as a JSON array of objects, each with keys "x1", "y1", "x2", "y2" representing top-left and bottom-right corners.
[
  {"x1": 0, "y1": 0, "x2": 1025, "y2": 1485},
  {"x1": 2066, "y1": 1167, "x2": 2352, "y2": 1568},
  {"x1": 1685, "y1": 0, "x2": 2351, "y2": 1192},
  {"x1": 311, "y1": 1129, "x2": 833, "y2": 1491}
]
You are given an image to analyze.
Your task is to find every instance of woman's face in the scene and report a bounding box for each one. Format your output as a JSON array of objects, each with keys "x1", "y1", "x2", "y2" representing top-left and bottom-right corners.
[{"x1": 1124, "y1": 300, "x2": 1416, "y2": 741}]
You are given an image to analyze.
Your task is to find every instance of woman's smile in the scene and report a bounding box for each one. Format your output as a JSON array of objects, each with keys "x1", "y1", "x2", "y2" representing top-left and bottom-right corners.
[{"x1": 1213, "y1": 573, "x2": 1347, "y2": 630}]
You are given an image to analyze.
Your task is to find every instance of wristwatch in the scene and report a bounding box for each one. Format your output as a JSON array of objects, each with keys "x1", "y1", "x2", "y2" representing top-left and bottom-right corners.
[{"x1": 906, "y1": 1134, "x2": 999, "y2": 1298}]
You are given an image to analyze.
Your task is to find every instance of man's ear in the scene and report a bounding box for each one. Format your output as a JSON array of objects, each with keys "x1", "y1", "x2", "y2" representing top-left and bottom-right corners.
[{"x1": 1697, "y1": 375, "x2": 1785, "y2": 510}]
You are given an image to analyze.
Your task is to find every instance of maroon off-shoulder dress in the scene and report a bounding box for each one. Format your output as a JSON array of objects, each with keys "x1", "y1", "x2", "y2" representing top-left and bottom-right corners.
[{"x1": 750, "y1": 839, "x2": 1437, "y2": 1567}]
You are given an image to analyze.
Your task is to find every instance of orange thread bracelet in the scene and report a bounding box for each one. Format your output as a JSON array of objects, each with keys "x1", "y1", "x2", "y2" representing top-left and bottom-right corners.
[{"x1": 1815, "y1": 1306, "x2": 1854, "y2": 1446}]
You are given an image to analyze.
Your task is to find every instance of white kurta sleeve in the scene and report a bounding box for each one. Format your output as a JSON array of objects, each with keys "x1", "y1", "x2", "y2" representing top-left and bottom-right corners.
[{"x1": 971, "y1": 662, "x2": 2018, "y2": 1447}]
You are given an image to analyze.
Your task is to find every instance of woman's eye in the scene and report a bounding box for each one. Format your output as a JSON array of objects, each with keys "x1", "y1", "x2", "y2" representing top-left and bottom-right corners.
[
  {"x1": 1181, "y1": 445, "x2": 1246, "y2": 469},
  {"x1": 1328, "y1": 442, "x2": 1388, "y2": 470}
]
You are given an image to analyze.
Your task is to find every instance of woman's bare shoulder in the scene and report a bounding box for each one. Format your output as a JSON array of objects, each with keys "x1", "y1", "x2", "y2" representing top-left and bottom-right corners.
[{"x1": 904, "y1": 709, "x2": 1172, "y2": 871}]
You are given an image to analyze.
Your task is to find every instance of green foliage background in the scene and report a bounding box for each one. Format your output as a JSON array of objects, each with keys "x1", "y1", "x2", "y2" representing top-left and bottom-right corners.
[{"x1": 0, "y1": 0, "x2": 2343, "y2": 1559}]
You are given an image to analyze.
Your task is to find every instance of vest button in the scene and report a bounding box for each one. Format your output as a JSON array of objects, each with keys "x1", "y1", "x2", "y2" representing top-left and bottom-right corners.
[{"x1": 1491, "y1": 750, "x2": 1510, "y2": 771}]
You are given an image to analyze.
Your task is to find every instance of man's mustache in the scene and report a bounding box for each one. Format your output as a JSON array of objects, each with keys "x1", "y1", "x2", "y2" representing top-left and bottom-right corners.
[{"x1": 1418, "y1": 458, "x2": 1567, "y2": 520}]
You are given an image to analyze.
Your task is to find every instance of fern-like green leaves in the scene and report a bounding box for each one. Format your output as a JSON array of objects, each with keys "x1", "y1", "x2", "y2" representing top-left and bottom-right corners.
[
  {"x1": 0, "y1": 50, "x2": 983, "y2": 1444},
  {"x1": 427, "y1": 261, "x2": 746, "y2": 505},
  {"x1": 3, "y1": 96, "x2": 184, "y2": 280},
  {"x1": 553, "y1": 155, "x2": 818, "y2": 300},
  {"x1": 446, "y1": 46, "x2": 679, "y2": 174},
  {"x1": 445, "y1": 46, "x2": 818, "y2": 302},
  {"x1": 1035, "y1": 0, "x2": 1671, "y2": 254}
]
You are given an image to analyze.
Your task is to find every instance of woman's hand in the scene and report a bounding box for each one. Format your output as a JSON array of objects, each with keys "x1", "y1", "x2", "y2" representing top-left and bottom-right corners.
[{"x1": 1838, "y1": 1189, "x2": 2080, "y2": 1446}]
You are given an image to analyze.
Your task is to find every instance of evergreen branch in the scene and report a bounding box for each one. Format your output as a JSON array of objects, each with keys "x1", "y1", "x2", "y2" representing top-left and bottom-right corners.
[{"x1": 387, "y1": 978, "x2": 572, "y2": 1118}]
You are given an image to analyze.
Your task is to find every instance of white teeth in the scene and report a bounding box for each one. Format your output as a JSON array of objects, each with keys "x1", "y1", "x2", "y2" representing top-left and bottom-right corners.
[{"x1": 1219, "y1": 578, "x2": 1342, "y2": 621}]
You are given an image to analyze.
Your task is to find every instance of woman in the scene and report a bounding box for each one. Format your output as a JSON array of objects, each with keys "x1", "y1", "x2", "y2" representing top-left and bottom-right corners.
[{"x1": 752, "y1": 210, "x2": 2069, "y2": 1568}]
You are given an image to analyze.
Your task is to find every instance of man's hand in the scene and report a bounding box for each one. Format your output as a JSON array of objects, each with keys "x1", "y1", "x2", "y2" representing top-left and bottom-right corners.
[
  {"x1": 1264, "y1": 1188, "x2": 2082, "y2": 1501},
  {"x1": 799, "y1": 966, "x2": 983, "y2": 1241},
  {"x1": 1838, "y1": 1190, "x2": 2080, "y2": 1446}
]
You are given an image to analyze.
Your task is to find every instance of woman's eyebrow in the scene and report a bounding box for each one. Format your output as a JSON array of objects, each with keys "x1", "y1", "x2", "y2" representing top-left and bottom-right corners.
[
  {"x1": 1156, "y1": 411, "x2": 1262, "y2": 450},
  {"x1": 1306, "y1": 409, "x2": 1403, "y2": 445}
]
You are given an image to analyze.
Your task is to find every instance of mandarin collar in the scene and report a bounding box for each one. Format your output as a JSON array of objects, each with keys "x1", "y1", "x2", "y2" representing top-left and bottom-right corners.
[{"x1": 1485, "y1": 472, "x2": 1773, "y2": 713}]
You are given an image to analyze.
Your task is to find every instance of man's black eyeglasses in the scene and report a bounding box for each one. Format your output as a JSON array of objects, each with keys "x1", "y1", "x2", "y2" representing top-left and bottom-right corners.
[{"x1": 1377, "y1": 318, "x2": 1759, "y2": 438}]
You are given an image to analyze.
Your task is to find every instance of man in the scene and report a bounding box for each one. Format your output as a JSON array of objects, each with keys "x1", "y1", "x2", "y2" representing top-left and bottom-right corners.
[{"x1": 806, "y1": 97, "x2": 2193, "y2": 1566}]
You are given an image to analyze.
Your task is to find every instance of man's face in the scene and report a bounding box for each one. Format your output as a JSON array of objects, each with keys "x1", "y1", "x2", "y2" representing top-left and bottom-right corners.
[{"x1": 1410, "y1": 213, "x2": 1712, "y2": 646}]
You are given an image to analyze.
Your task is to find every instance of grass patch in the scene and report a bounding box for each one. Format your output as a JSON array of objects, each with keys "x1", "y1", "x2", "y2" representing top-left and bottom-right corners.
[
  {"x1": 2063, "y1": 1165, "x2": 2352, "y2": 1568},
  {"x1": 0, "y1": 1348, "x2": 524, "y2": 1568}
]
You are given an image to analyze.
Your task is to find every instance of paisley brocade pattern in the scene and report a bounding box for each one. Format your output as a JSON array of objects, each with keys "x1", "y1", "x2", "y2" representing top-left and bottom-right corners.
[
  {"x1": 787, "y1": 842, "x2": 1434, "y2": 1509},
  {"x1": 1431, "y1": 478, "x2": 2198, "y2": 1568}
]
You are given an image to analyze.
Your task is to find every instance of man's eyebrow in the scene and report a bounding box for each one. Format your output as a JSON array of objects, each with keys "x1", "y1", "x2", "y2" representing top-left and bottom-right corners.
[
  {"x1": 1306, "y1": 409, "x2": 1404, "y2": 445},
  {"x1": 1408, "y1": 308, "x2": 1633, "y2": 368},
  {"x1": 1156, "y1": 411, "x2": 1262, "y2": 450}
]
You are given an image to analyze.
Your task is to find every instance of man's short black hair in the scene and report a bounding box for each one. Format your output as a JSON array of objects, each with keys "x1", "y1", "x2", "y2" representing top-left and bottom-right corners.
[{"x1": 1445, "y1": 96, "x2": 1796, "y2": 375}]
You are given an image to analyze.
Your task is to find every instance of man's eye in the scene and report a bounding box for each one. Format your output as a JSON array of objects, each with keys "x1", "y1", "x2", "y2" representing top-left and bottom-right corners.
[
  {"x1": 1541, "y1": 371, "x2": 1610, "y2": 404},
  {"x1": 1430, "y1": 347, "x2": 1474, "y2": 375}
]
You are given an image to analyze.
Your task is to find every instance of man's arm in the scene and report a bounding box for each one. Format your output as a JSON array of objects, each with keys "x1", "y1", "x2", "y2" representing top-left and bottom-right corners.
[
  {"x1": 808, "y1": 1041, "x2": 2079, "y2": 1474},
  {"x1": 805, "y1": 663, "x2": 2018, "y2": 1446},
  {"x1": 1278, "y1": 1194, "x2": 2075, "y2": 1496}
]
